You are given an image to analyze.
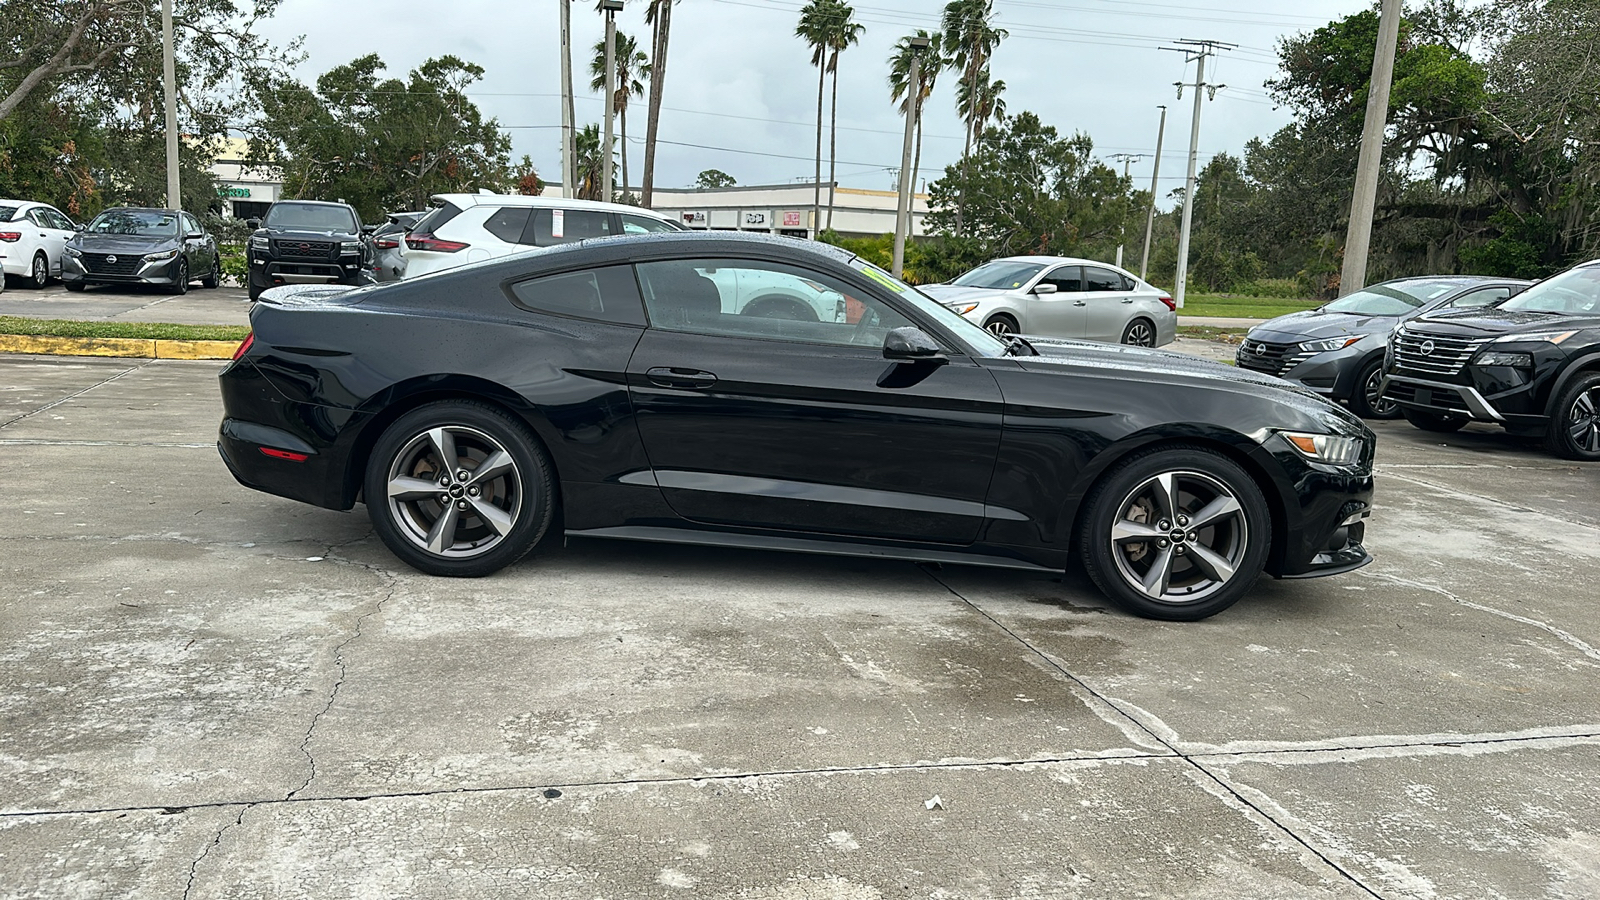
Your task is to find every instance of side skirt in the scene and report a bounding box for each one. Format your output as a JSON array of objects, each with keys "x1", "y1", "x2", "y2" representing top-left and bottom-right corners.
[{"x1": 565, "y1": 525, "x2": 1060, "y2": 573}]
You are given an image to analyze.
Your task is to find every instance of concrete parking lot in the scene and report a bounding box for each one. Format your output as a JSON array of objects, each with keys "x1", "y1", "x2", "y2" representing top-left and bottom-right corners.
[
  {"x1": 0, "y1": 282, "x2": 250, "y2": 327},
  {"x1": 2, "y1": 352, "x2": 1598, "y2": 899}
]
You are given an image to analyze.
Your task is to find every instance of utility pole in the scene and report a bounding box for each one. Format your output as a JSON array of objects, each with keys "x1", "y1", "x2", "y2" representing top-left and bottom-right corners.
[
  {"x1": 560, "y1": 0, "x2": 575, "y2": 198},
  {"x1": 1140, "y1": 105, "x2": 1167, "y2": 282},
  {"x1": 1339, "y1": 0, "x2": 1402, "y2": 297},
  {"x1": 892, "y1": 36, "x2": 930, "y2": 279},
  {"x1": 160, "y1": 0, "x2": 180, "y2": 210},
  {"x1": 602, "y1": 0, "x2": 623, "y2": 201},
  {"x1": 1161, "y1": 40, "x2": 1232, "y2": 308},
  {"x1": 1109, "y1": 152, "x2": 1150, "y2": 270}
]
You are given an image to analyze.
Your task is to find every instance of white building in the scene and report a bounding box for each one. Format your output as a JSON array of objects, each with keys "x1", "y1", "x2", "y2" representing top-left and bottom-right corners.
[
  {"x1": 208, "y1": 137, "x2": 283, "y2": 220},
  {"x1": 546, "y1": 181, "x2": 929, "y2": 239}
]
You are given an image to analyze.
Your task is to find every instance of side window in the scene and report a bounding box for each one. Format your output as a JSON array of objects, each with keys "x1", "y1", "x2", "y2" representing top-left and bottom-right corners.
[
  {"x1": 1084, "y1": 267, "x2": 1123, "y2": 292},
  {"x1": 26, "y1": 208, "x2": 47, "y2": 227},
  {"x1": 483, "y1": 207, "x2": 532, "y2": 244},
  {"x1": 1450, "y1": 287, "x2": 1510, "y2": 309},
  {"x1": 1040, "y1": 266, "x2": 1082, "y2": 292},
  {"x1": 621, "y1": 214, "x2": 680, "y2": 234},
  {"x1": 412, "y1": 203, "x2": 462, "y2": 236},
  {"x1": 635, "y1": 258, "x2": 915, "y2": 348},
  {"x1": 524, "y1": 208, "x2": 614, "y2": 246},
  {"x1": 47, "y1": 210, "x2": 75, "y2": 230},
  {"x1": 1120, "y1": 273, "x2": 1137, "y2": 291},
  {"x1": 508, "y1": 264, "x2": 645, "y2": 326},
  {"x1": 182, "y1": 213, "x2": 201, "y2": 236}
]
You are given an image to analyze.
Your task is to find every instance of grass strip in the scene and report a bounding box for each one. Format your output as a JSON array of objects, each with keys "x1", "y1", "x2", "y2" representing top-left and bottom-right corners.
[
  {"x1": 1179, "y1": 294, "x2": 1322, "y2": 319},
  {"x1": 0, "y1": 316, "x2": 249, "y2": 342},
  {"x1": 1178, "y1": 325, "x2": 1250, "y2": 344}
]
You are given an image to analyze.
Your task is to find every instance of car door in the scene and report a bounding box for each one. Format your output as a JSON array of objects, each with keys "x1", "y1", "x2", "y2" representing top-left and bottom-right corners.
[
  {"x1": 1026, "y1": 265, "x2": 1085, "y2": 337},
  {"x1": 625, "y1": 255, "x2": 1005, "y2": 545},
  {"x1": 20, "y1": 207, "x2": 54, "y2": 276},
  {"x1": 1080, "y1": 265, "x2": 1136, "y2": 341},
  {"x1": 179, "y1": 213, "x2": 206, "y2": 274},
  {"x1": 39, "y1": 208, "x2": 74, "y2": 275}
]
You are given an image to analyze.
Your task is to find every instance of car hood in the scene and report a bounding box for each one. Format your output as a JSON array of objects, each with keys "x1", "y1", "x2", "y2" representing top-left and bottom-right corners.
[
  {"x1": 1013, "y1": 335, "x2": 1365, "y2": 430},
  {"x1": 1245, "y1": 308, "x2": 1398, "y2": 342},
  {"x1": 919, "y1": 284, "x2": 1019, "y2": 304},
  {"x1": 1406, "y1": 306, "x2": 1600, "y2": 337},
  {"x1": 259, "y1": 227, "x2": 361, "y2": 242},
  {"x1": 69, "y1": 234, "x2": 178, "y2": 253}
]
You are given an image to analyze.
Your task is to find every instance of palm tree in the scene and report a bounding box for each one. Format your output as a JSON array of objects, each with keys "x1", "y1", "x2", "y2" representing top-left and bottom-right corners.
[
  {"x1": 941, "y1": 0, "x2": 1007, "y2": 161},
  {"x1": 956, "y1": 67, "x2": 1006, "y2": 148},
  {"x1": 824, "y1": 3, "x2": 864, "y2": 230},
  {"x1": 642, "y1": 0, "x2": 676, "y2": 208},
  {"x1": 889, "y1": 31, "x2": 942, "y2": 201},
  {"x1": 590, "y1": 30, "x2": 650, "y2": 199},
  {"x1": 796, "y1": 0, "x2": 835, "y2": 235}
]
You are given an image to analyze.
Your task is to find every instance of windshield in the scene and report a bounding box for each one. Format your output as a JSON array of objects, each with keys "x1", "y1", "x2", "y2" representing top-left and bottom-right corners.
[
  {"x1": 951, "y1": 260, "x2": 1047, "y2": 290},
  {"x1": 87, "y1": 210, "x2": 178, "y2": 237},
  {"x1": 265, "y1": 202, "x2": 358, "y2": 232},
  {"x1": 1500, "y1": 265, "x2": 1600, "y2": 314},
  {"x1": 1323, "y1": 281, "x2": 1458, "y2": 316},
  {"x1": 850, "y1": 259, "x2": 1010, "y2": 357}
]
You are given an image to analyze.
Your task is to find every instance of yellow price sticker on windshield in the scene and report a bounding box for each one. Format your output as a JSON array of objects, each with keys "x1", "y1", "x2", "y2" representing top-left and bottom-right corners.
[{"x1": 859, "y1": 266, "x2": 905, "y2": 293}]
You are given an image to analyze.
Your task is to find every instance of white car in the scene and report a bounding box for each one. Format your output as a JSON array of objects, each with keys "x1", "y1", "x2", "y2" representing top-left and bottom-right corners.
[
  {"x1": 921, "y1": 255, "x2": 1178, "y2": 347},
  {"x1": 0, "y1": 200, "x2": 78, "y2": 288},
  {"x1": 401, "y1": 193, "x2": 683, "y2": 279}
]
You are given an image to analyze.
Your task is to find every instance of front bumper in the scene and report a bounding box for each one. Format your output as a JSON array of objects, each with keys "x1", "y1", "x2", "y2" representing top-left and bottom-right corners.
[
  {"x1": 61, "y1": 253, "x2": 183, "y2": 286},
  {"x1": 250, "y1": 252, "x2": 371, "y2": 288},
  {"x1": 1380, "y1": 365, "x2": 1553, "y2": 431},
  {"x1": 1274, "y1": 472, "x2": 1375, "y2": 578},
  {"x1": 1238, "y1": 340, "x2": 1374, "y2": 401}
]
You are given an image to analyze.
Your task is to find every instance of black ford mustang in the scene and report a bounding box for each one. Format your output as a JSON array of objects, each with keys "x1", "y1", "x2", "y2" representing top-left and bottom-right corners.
[{"x1": 218, "y1": 233, "x2": 1375, "y2": 620}]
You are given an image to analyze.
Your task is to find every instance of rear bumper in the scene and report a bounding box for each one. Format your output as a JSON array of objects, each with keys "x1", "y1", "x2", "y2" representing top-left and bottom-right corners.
[{"x1": 217, "y1": 359, "x2": 368, "y2": 511}]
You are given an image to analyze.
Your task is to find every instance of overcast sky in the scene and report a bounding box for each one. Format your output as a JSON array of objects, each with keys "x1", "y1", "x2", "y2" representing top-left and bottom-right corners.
[{"x1": 256, "y1": 0, "x2": 1369, "y2": 199}]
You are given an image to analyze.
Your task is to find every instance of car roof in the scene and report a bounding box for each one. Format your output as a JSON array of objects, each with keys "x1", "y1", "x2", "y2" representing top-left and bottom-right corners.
[
  {"x1": 431, "y1": 192, "x2": 675, "y2": 221},
  {"x1": 100, "y1": 207, "x2": 182, "y2": 214},
  {"x1": 1383, "y1": 274, "x2": 1533, "y2": 287},
  {"x1": 994, "y1": 255, "x2": 1139, "y2": 273},
  {"x1": 270, "y1": 199, "x2": 354, "y2": 208}
]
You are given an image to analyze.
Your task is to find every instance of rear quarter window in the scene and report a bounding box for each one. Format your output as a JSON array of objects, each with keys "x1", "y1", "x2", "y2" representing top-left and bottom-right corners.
[
  {"x1": 508, "y1": 264, "x2": 646, "y2": 326},
  {"x1": 484, "y1": 207, "x2": 532, "y2": 243},
  {"x1": 412, "y1": 202, "x2": 463, "y2": 236}
]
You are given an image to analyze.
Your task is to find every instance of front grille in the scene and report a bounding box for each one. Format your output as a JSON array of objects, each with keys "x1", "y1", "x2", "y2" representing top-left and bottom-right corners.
[
  {"x1": 81, "y1": 252, "x2": 142, "y2": 275},
  {"x1": 1236, "y1": 339, "x2": 1313, "y2": 377},
  {"x1": 272, "y1": 239, "x2": 335, "y2": 260},
  {"x1": 1385, "y1": 380, "x2": 1471, "y2": 413},
  {"x1": 1392, "y1": 330, "x2": 1490, "y2": 378}
]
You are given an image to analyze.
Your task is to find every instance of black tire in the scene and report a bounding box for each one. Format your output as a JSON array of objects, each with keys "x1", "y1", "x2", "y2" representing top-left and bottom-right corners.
[
  {"x1": 166, "y1": 259, "x2": 189, "y2": 295},
  {"x1": 247, "y1": 280, "x2": 263, "y2": 301},
  {"x1": 742, "y1": 295, "x2": 817, "y2": 321},
  {"x1": 27, "y1": 253, "x2": 50, "y2": 289},
  {"x1": 1078, "y1": 446, "x2": 1271, "y2": 621},
  {"x1": 1121, "y1": 318, "x2": 1157, "y2": 347},
  {"x1": 65, "y1": 281, "x2": 86, "y2": 293},
  {"x1": 201, "y1": 256, "x2": 220, "y2": 289},
  {"x1": 1402, "y1": 408, "x2": 1466, "y2": 433},
  {"x1": 984, "y1": 314, "x2": 1019, "y2": 337},
  {"x1": 1546, "y1": 371, "x2": 1600, "y2": 461},
  {"x1": 365, "y1": 400, "x2": 555, "y2": 577},
  {"x1": 1350, "y1": 358, "x2": 1401, "y2": 419}
]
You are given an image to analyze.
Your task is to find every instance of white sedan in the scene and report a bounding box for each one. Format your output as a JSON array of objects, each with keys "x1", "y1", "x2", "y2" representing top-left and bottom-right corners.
[
  {"x1": 0, "y1": 200, "x2": 78, "y2": 288},
  {"x1": 921, "y1": 255, "x2": 1177, "y2": 347}
]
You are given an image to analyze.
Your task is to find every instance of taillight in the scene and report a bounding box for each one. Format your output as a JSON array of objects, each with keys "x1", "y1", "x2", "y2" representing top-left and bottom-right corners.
[
  {"x1": 405, "y1": 233, "x2": 468, "y2": 253},
  {"x1": 373, "y1": 237, "x2": 400, "y2": 249},
  {"x1": 1158, "y1": 294, "x2": 1176, "y2": 312},
  {"x1": 0, "y1": 232, "x2": 20, "y2": 243},
  {"x1": 259, "y1": 447, "x2": 309, "y2": 462},
  {"x1": 232, "y1": 333, "x2": 255, "y2": 360}
]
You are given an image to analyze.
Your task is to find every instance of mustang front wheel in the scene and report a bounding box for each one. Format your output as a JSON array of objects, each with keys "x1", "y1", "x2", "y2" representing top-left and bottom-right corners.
[
  {"x1": 365, "y1": 401, "x2": 554, "y2": 576},
  {"x1": 1079, "y1": 447, "x2": 1270, "y2": 621}
]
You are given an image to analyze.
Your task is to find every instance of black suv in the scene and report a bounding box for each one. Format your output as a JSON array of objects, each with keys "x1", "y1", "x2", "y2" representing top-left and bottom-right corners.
[
  {"x1": 246, "y1": 200, "x2": 373, "y2": 301},
  {"x1": 1381, "y1": 260, "x2": 1600, "y2": 459}
]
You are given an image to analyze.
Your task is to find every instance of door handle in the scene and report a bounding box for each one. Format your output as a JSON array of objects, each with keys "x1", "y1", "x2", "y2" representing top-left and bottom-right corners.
[
  {"x1": 646, "y1": 367, "x2": 717, "y2": 389},
  {"x1": 1121, "y1": 298, "x2": 1135, "y2": 303},
  {"x1": 1073, "y1": 301, "x2": 1087, "y2": 307}
]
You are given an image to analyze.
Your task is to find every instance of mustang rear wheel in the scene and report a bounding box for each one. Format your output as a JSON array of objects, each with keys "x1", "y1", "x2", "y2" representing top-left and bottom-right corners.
[
  {"x1": 365, "y1": 401, "x2": 554, "y2": 576},
  {"x1": 1079, "y1": 447, "x2": 1270, "y2": 621}
]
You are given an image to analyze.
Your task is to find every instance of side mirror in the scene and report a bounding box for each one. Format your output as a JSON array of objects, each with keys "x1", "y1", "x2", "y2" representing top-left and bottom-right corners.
[
  {"x1": 361, "y1": 224, "x2": 376, "y2": 235},
  {"x1": 883, "y1": 326, "x2": 946, "y2": 362},
  {"x1": 186, "y1": 231, "x2": 203, "y2": 240},
  {"x1": 246, "y1": 218, "x2": 261, "y2": 229},
  {"x1": 1032, "y1": 283, "x2": 1058, "y2": 294},
  {"x1": 75, "y1": 223, "x2": 86, "y2": 232}
]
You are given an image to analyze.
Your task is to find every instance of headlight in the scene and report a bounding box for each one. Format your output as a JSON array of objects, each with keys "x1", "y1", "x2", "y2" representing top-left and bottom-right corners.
[
  {"x1": 1474, "y1": 351, "x2": 1534, "y2": 367},
  {"x1": 340, "y1": 241, "x2": 361, "y2": 253},
  {"x1": 944, "y1": 302, "x2": 980, "y2": 316},
  {"x1": 1299, "y1": 337, "x2": 1362, "y2": 353},
  {"x1": 248, "y1": 235, "x2": 268, "y2": 250},
  {"x1": 143, "y1": 249, "x2": 177, "y2": 261},
  {"x1": 64, "y1": 246, "x2": 81, "y2": 257},
  {"x1": 1493, "y1": 330, "x2": 1576, "y2": 345},
  {"x1": 1280, "y1": 431, "x2": 1365, "y2": 466}
]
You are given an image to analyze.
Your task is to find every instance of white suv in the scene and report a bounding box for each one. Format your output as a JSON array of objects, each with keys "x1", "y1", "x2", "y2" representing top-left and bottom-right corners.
[
  {"x1": 0, "y1": 200, "x2": 78, "y2": 288},
  {"x1": 400, "y1": 193, "x2": 683, "y2": 279}
]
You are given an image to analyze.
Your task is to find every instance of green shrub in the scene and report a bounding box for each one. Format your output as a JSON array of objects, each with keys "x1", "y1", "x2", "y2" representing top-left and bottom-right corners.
[
  {"x1": 1232, "y1": 277, "x2": 1308, "y2": 299},
  {"x1": 219, "y1": 245, "x2": 249, "y2": 285}
]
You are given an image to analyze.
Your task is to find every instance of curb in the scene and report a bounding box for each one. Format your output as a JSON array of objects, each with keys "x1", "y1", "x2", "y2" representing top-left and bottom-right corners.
[{"x1": 0, "y1": 334, "x2": 240, "y2": 360}]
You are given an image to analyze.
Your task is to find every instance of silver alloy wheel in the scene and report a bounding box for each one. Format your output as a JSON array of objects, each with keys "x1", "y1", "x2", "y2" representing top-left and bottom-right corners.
[
  {"x1": 1123, "y1": 320, "x2": 1155, "y2": 346},
  {"x1": 1569, "y1": 387, "x2": 1600, "y2": 453},
  {"x1": 385, "y1": 424, "x2": 522, "y2": 558},
  {"x1": 32, "y1": 254, "x2": 48, "y2": 287},
  {"x1": 1108, "y1": 469, "x2": 1249, "y2": 604},
  {"x1": 986, "y1": 317, "x2": 1015, "y2": 336},
  {"x1": 1364, "y1": 365, "x2": 1397, "y2": 416}
]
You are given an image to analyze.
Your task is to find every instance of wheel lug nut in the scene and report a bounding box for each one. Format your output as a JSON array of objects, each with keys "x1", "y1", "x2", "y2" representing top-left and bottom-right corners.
[
  {"x1": 468, "y1": 486, "x2": 480, "y2": 497},
  {"x1": 1187, "y1": 533, "x2": 1197, "y2": 543},
  {"x1": 1177, "y1": 515, "x2": 1189, "y2": 526},
  {"x1": 456, "y1": 500, "x2": 468, "y2": 510},
  {"x1": 1175, "y1": 545, "x2": 1187, "y2": 555},
  {"x1": 457, "y1": 469, "x2": 469, "y2": 480},
  {"x1": 1156, "y1": 539, "x2": 1169, "y2": 549},
  {"x1": 1158, "y1": 520, "x2": 1170, "y2": 530},
  {"x1": 438, "y1": 493, "x2": 450, "y2": 503}
]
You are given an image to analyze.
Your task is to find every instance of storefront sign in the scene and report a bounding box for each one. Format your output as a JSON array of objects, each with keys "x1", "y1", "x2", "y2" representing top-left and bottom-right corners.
[
  {"x1": 218, "y1": 186, "x2": 251, "y2": 198},
  {"x1": 681, "y1": 210, "x2": 708, "y2": 227},
  {"x1": 781, "y1": 210, "x2": 805, "y2": 228},
  {"x1": 741, "y1": 210, "x2": 771, "y2": 229}
]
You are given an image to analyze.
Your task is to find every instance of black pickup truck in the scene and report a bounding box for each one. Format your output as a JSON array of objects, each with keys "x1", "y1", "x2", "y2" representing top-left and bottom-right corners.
[{"x1": 245, "y1": 200, "x2": 374, "y2": 301}]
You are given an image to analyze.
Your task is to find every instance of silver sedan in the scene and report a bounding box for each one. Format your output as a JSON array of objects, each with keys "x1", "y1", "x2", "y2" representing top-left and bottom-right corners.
[{"x1": 921, "y1": 255, "x2": 1178, "y2": 347}]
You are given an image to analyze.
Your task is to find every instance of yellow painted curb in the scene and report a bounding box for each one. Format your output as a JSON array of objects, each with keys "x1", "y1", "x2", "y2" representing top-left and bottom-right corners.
[{"x1": 0, "y1": 334, "x2": 240, "y2": 360}]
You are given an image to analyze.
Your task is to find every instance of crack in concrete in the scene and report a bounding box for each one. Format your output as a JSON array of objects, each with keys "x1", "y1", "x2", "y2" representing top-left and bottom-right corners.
[
  {"x1": 0, "y1": 358, "x2": 154, "y2": 430},
  {"x1": 1361, "y1": 570, "x2": 1600, "y2": 663},
  {"x1": 0, "y1": 438, "x2": 213, "y2": 448},
  {"x1": 1377, "y1": 469, "x2": 1600, "y2": 533},
  {"x1": 180, "y1": 803, "x2": 255, "y2": 900},
  {"x1": 923, "y1": 568, "x2": 1389, "y2": 900}
]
